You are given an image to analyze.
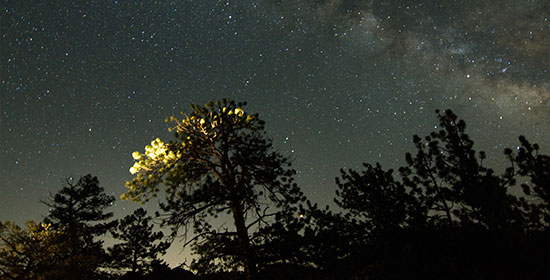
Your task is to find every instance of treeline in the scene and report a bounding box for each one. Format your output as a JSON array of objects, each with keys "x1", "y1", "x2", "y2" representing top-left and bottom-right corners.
[
  {"x1": 0, "y1": 175, "x2": 172, "y2": 279},
  {"x1": 1, "y1": 100, "x2": 548, "y2": 280}
]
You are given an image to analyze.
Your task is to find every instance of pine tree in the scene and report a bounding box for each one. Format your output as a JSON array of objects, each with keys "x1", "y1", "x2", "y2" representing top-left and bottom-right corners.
[
  {"x1": 329, "y1": 109, "x2": 548, "y2": 279},
  {"x1": 123, "y1": 99, "x2": 304, "y2": 280},
  {"x1": 109, "y1": 208, "x2": 169, "y2": 274},
  {"x1": 505, "y1": 136, "x2": 550, "y2": 229},
  {"x1": 42, "y1": 174, "x2": 115, "y2": 279}
]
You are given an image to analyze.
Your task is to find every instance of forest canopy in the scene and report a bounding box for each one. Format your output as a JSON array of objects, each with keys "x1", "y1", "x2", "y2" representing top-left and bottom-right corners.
[{"x1": 1, "y1": 101, "x2": 548, "y2": 280}]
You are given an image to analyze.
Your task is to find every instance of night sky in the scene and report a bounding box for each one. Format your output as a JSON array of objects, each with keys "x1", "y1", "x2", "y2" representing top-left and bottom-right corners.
[{"x1": 1, "y1": 0, "x2": 549, "y2": 266}]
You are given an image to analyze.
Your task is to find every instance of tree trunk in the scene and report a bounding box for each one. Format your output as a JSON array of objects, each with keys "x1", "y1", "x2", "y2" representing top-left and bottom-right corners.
[
  {"x1": 230, "y1": 201, "x2": 257, "y2": 280},
  {"x1": 132, "y1": 250, "x2": 138, "y2": 273}
]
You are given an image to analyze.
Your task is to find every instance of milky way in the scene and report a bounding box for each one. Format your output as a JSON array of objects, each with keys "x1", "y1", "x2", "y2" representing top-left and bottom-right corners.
[{"x1": 1, "y1": 0, "x2": 548, "y2": 265}]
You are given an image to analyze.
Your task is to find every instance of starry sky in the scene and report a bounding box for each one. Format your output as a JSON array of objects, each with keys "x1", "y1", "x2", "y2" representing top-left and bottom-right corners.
[{"x1": 1, "y1": 0, "x2": 549, "y2": 266}]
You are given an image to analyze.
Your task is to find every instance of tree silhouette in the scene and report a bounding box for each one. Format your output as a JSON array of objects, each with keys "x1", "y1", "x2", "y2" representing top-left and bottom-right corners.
[
  {"x1": 335, "y1": 163, "x2": 416, "y2": 237},
  {"x1": 397, "y1": 109, "x2": 520, "y2": 230},
  {"x1": 329, "y1": 109, "x2": 549, "y2": 279},
  {"x1": 42, "y1": 174, "x2": 116, "y2": 279},
  {"x1": 123, "y1": 99, "x2": 304, "y2": 280},
  {"x1": 109, "y1": 208, "x2": 170, "y2": 275},
  {"x1": 506, "y1": 136, "x2": 550, "y2": 229}
]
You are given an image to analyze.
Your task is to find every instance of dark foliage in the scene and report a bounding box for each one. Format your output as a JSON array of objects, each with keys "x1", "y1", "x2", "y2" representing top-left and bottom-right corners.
[
  {"x1": 3, "y1": 108, "x2": 548, "y2": 280},
  {"x1": 41, "y1": 174, "x2": 116, "y2": 280},
  {"x1": 109, "y1": 208, "x2": 170, "y2": 274},
  {"x1": 322, "y1": 109, "x2": 549, "y2": 279},
  {"x1": 123, "y1": 99, "x2": 306, "y2": 280}
]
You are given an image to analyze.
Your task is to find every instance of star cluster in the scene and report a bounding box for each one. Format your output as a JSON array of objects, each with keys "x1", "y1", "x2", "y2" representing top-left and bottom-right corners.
[{"x1": 1, "y1": 0, "x2": 549, "y2": 265}]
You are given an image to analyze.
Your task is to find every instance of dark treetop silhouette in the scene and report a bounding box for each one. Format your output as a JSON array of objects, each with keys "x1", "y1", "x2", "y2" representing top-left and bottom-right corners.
[
  {"x1": 1, "y1": 107, "x2": 548, "y2": 280},
  {"x1": 43, "y1": 174, "x2": 116, "y2": 280},
  {"x1": 109, "y1": 207, "x2": 170, "y2": 274}
]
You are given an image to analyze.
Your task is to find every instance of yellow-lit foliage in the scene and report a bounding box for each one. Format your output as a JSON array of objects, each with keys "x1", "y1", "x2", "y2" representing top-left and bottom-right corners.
[
  {"x1": 129, "y1": 138, "x2": 176, "y2": 175},
  {"x1": 121, "y1": 99, "x2": 303, "y2": 279},
  {"x1": 0, "y1": 221, "x2": 67, "y2": 280},
  {"x1": 122, "y1": 99, "x2": 260, "y2": 202}
]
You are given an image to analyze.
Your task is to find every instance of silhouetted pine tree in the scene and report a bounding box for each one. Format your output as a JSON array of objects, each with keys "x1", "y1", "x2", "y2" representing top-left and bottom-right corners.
[
  {"x1": 109, "y1": 208, "x2": 170, "y2": 275},
  {"x1": 43, "y1": 174, "x2": 116, "y2": 279},
  {"x1": 327, "y1": 109, "x2": 548, "y2": 279}
]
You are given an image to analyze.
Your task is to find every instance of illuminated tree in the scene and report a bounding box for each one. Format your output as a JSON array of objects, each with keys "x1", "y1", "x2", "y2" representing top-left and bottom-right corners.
[
  {"x1": 123, "y1": 99, "x2": 304, "y2": 280},
  {"x1": 109, "y1": 208, "x2": 170, "y2": 274},
  {"x1": 42, "y1": 174, "x2": 116, "y2": 279},
  {"x1": 0, "y1": 221, "x2": 66, "y2": 280}
]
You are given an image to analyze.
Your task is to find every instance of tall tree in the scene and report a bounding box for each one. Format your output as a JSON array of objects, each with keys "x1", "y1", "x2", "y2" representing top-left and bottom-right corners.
[
  {"x1": 123, "y1": 99, "x2": 304, "y2": 280},
  {"x1": 42, "y1": 174, "x2": 116, "y2": 279},
  {"x1": 109, "y1": 208, "x2": 170, "y2": 274},
  {"x1": 398, "y1": 109, "x2": 519, "y2": 230},
  {"x1": 330, "y1": 109, "x2": 548, "y2": 279}
]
